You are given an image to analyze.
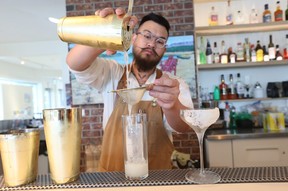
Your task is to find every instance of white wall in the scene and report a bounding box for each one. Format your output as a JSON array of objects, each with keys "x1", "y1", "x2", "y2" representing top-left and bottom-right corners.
[
  {"x1": 0, "y1": 86, "x2": 3, "y2": 119},
  {"x1": 0, "y1": 0, "x2": 69, "y2": 120},
  {"x1": 2, "y1": 84, "x2": 34, "y2": 119},
  {"x1": 0, "y1": 59, "x2": 68, "y2": 119}
]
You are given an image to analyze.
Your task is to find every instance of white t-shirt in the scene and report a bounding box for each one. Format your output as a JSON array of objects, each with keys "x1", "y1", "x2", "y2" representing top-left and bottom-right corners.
[{"x1": 70, "y1": 58, "x2": 193, "y2": 140}]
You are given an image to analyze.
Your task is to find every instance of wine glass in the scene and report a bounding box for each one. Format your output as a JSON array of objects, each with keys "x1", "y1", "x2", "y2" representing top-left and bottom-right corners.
[{"x1": 180, "y1": 107, "x2": 221, "y2": 184}]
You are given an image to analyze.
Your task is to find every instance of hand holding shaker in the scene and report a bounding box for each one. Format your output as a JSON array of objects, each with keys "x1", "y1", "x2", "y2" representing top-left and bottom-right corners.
[
  {"x1": 122, "y1": 113, "x2": 149, "y2": 180},
  {"x1": 50, "y1": 1, "x2": 134, "y2": 51},
  {"x1": 56, "y1": 14, "x2": 132, "y2": 51}
]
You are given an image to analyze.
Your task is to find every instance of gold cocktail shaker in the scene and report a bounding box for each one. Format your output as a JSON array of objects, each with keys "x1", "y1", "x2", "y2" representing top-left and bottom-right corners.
[
  {"x1": 57, "y1": 14, "x2": 132, "y2": 51},
  {"x1": 43, "y1": 107, "x2": 82, "y2": 184},
  {"x1": 0, "y1": 129, "x2": 40, "y2": 187}
]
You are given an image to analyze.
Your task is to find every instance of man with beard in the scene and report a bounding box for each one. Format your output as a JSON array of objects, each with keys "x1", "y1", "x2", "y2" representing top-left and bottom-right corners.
[{"x1": 66, "y1": 7, "x2": 193, "y2": 172}]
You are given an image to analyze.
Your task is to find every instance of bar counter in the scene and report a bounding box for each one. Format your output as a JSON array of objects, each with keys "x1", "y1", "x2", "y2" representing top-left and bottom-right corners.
[
  {"x1": 1, "y1": 167, "x2": 287, "y2": 191},
  {"x1": 206, "y1": 128, "x2": 288, "y2": 140}
]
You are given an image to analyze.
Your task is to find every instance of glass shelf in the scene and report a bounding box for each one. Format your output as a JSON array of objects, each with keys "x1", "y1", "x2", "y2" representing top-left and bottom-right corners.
[
  {"x1": 194, "y1": 0, "x2": 230, "y2": 3},
  {"x1": 197, "y1": 60, "x2": 288, "y2": 70},
  {"x1": 218, "y1": 97, "x2": 288, "y2": 103},
  {"x1": 195, "y1": 21, "x2": 288, "y2": 36}
]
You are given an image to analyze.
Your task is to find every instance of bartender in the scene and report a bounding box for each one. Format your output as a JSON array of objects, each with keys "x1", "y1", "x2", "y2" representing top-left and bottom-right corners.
[{"x1": 66, "y1": 7, "x2": 193, "y2": 172}]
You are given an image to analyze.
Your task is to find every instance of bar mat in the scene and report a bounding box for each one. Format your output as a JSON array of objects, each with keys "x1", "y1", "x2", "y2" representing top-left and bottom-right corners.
[{"x1": 0, "y1": 166, "x2": 287, "y2": 190}]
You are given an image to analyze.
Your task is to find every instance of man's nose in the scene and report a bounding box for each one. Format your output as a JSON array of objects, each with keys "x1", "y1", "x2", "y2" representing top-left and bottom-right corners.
[{"x1": 147, "y1": 38, "x2": 156, "y2": 48}]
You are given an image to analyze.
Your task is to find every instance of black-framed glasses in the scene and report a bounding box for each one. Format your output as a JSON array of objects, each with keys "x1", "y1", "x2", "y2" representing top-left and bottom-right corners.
[{"x1": 136, "y1": 31, "x2": 167, "y2": 49}]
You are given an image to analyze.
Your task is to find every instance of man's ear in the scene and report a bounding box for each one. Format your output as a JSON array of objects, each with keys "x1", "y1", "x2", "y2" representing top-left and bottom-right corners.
[{"x1": 132, "y1": 33, "x2": 137, "y2": 43}]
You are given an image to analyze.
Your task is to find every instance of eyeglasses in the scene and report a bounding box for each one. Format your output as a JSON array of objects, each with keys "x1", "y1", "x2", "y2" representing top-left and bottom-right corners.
[{"x1": 136, "y1": 31, "x2": 167, "y2": 49}]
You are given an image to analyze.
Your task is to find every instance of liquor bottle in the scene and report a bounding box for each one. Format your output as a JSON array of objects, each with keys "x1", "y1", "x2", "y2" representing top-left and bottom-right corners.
[
  {"x1": 227, "y1": 74, "x2": 237, "y2": 99},
  {"x1": 236, "y1": 73, "x2": 245, "y2": 99},
  {"x1": 286, "y1": 0, "x2": 288, "y2": 20},
  {"x1": 263, "y1": 45, "x2": 270, "y2": 61},
  {"x1": 209, "y1": 6, "x2": 218, "y2": 26},
  {"x1": 244, "y1": 38, "x2": 251, "y2": 62},
  {"x1": 196, "y1": 46, "x2": 201, "y2": 65},
  {"x1": 268, "y1": 34, "x2": 276, "y2": 60},
  {"x1": 213, "y1": 42, "x2": 220, "y2": 63},
  {"x1": 263, "y1": 4, "x2": 272, "y2": 23},
  {"x1": 198, "y1": 85, "x2": 203, "y2": 108},
  {"x1": 274, "y1": 1, "x2": 283, "y2": 22},
  {"x1": 199, "y1": 36, "x2": 206, "y2": 64},
  {"x1": 234, "y1": 10, "x2": 245, "y2": 24},
  {"x1": 228, "y1": 47, "x2": 236, "y2": 63},
  {"x1": 255, "y1": 40, "x2": 264, "y2": 62},
  {"x1": 206, "y1": 39, "x2": 213, "y2": 64},
  {"x1": 229, "y1": 105, "x2": 237, "y2": 129},
  {"x1": 284, "y1": 34, "x2": 288, "y2": 59},
  {"x1": 226, "y1": 0, "x2": 233, "y2": 25},
  {"x1": 213, "y1": 86, "x2": 220, "y2": 101},
  {"x1": 219, "y1": 74, "x2": 228, "y2": 100},
  {"x1": 244, "y1": 75, "x2": 251, "y2": 98},
  {"x1": 250, "y1": 8, "x2": 259, "y2": 24},
  {"x1": 224, "y1": 102, "x2": 230, "y2": 128},
  {"x1": 275, "y1": 45, "x2": 283, "y2": 60},
  {"x1": 220, "y1": 40, "x2": 228, "y2": 64},
  {"x1": 236, "y1": 42, "x2": 245, "y2": 62},
  {"x1": 251, "y1": 45, "x2": 257, "y2": 62},
  {"x1": 218, "y1": 101, "x2": 225, "y2": 120}
]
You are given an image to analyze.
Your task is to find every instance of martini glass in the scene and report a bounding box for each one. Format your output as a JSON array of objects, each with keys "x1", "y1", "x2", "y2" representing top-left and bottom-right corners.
[{"x1": 180, "y1": 107, "x2": 221, "y2": 184}]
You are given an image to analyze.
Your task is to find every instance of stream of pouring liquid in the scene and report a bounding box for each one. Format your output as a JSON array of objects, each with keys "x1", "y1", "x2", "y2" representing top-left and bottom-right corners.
[
  {"x1": 125, "y1": 0, "x2": 134, "y2": 116},
  {"x1": 124, "y1": 51, "x2": 133, "y2": 116}
]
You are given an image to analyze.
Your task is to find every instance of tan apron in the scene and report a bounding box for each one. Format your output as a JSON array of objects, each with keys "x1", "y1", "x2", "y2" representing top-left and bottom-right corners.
[{"x1": 98, "y1": 68, "x2": 174, "y2": 172}]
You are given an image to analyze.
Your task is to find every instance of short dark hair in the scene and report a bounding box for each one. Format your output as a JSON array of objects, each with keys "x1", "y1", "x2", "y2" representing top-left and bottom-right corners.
[{"x1": 139, "y1": 13, "x2": 170, "y2": 35}]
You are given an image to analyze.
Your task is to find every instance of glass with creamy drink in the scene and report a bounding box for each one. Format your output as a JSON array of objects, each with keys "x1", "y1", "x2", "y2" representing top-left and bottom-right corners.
[{"x1": 122, "y1": 113, "x2": 148, "y2": 180}]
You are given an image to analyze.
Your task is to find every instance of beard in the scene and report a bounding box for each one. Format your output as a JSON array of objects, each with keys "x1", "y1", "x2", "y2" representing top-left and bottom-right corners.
[{"x1": 132, "y1": 47, "x2": 163, "y2": 72}]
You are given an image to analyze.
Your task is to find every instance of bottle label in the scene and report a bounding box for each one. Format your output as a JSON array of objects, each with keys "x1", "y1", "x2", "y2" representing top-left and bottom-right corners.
[
  {"x1": 236, "y1": 83, "x2": 245, "y2": 98},
  {"x1": 264, "y1": 55, "x2": 270, "y2": 61},
  {"x1": 268, "y1": 47, "x2": 276, "y2": 59},
  {"x1": 224, "y1": 110, "x2": 230, "y2": 121},
  {"x1": 251, "y1": 51, "x2": 257, "y2": 62},
  {"x1": 214, "y1": 54, "x2": 220, "y2": 63},
  {"x1": 207, "y1": 55, "x2": 212, "y2": 64},
  {"x1": 275, "y1": 13, "x2": 283, "y2": 21},
  {"x1": 236, "y1": 46, "x2": 244, "y2": 61},
  {"x1": 220, "y1": 55, "x2": 228, "y2": 64},
  {"x1": 256, "y1": 49, "x2": 264, "y2": 62},
  {"x1": 226, "y1": 14, "x2": 233, "y2": 25},
  {"x1": 263, "y1": 14, "x2": 272, "y2": 22},
  {"x1": 220, "y1": 87, "x2": 227, "y2": 96},
  {"x1": 284, "y1": 48, "x2": 288, "y2": 59},
  {"x1": 276, "y1": 55, "x2": 283, "y2": 61},
  {"x1": 210, "y1": 15, "x2": 218, "y2": 26},
  {"x1": 211, "y1": 15, "x2": 218, "y2": 22},
  {"x1": 228, "y1": 86, "x2": 236, "y2": 95},
  {"x1": 230, "y1": 54, "x2": 236, "y2": 63},
  {"x1": 245, "y1": 48, "x2": 250, "y2": 62}
]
